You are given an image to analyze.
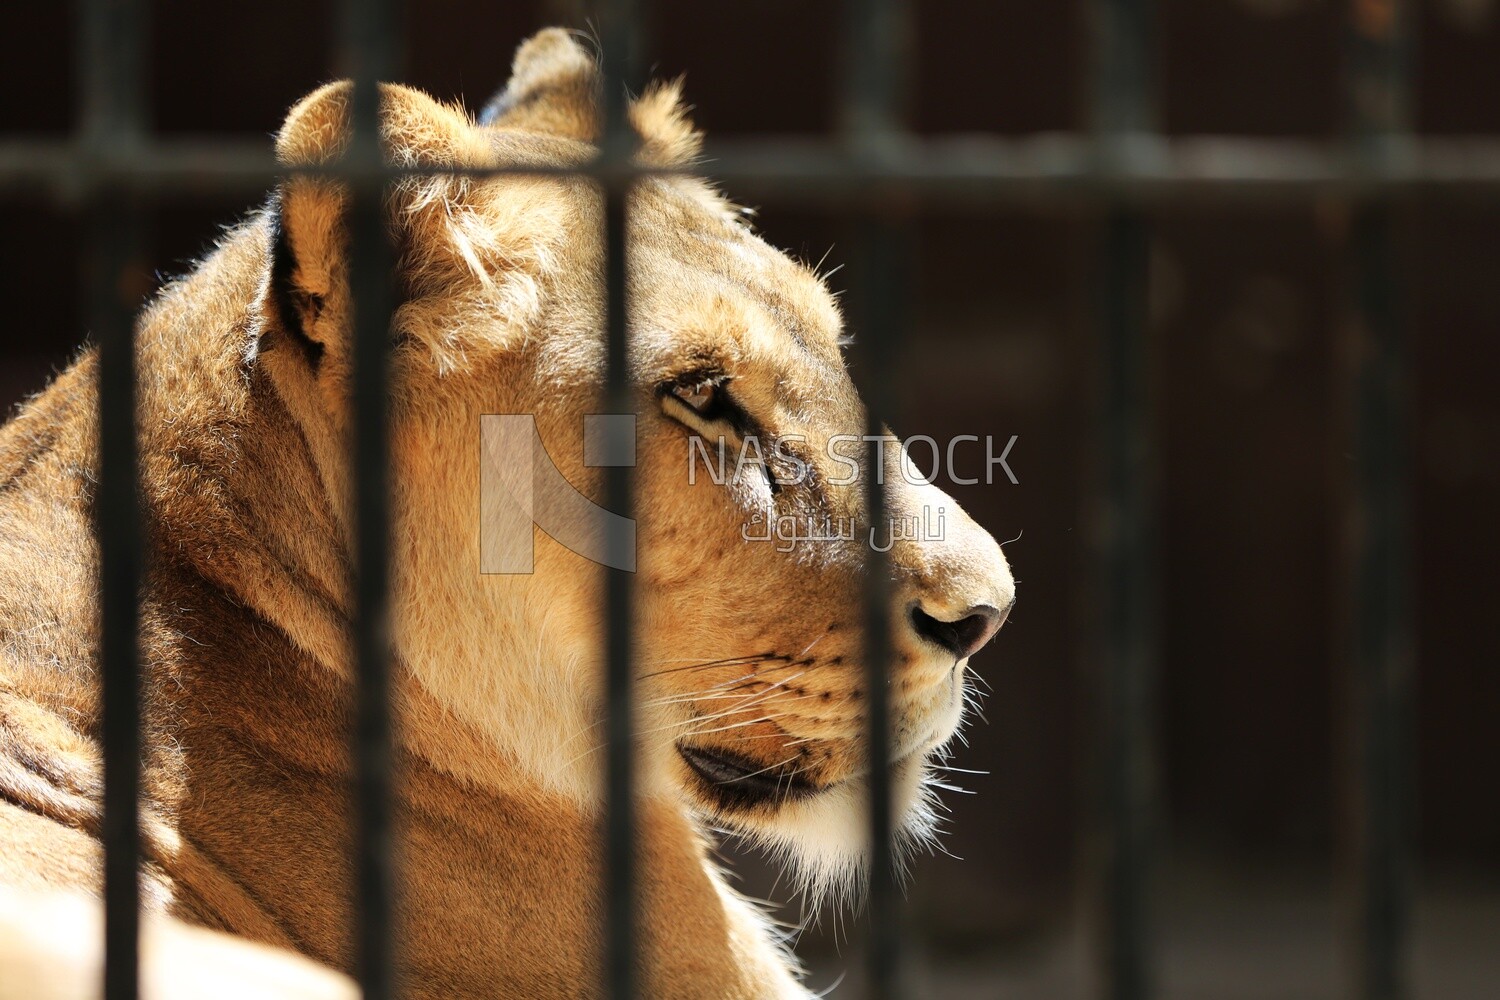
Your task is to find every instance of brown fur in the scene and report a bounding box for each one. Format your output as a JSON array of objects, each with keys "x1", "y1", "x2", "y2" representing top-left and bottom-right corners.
[{"x1": 0, "y1": 29, "x2": 1012, "y2": 998}]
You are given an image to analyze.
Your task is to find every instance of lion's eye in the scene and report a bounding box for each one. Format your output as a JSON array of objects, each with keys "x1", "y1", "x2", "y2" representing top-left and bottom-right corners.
[
  {"x1": 664, "y1": 376, "x2": 737, "y2": 426},
  {"x1": 661, "y1": 375, "x2": 741, "y2": 435},
  {"x1": 671, "y1": 382, "x2": 717, "y2": 415}
]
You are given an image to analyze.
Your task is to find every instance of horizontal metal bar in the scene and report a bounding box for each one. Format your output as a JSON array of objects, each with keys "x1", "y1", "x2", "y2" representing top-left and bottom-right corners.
[{"x1": 4, "y1": 135, "x2": 1500, "y2": 203}]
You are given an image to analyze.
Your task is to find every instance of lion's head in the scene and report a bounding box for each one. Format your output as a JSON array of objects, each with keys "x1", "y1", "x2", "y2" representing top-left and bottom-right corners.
[{"x1": 258, "y1": 29, "x2": 1014, "y2": 907}]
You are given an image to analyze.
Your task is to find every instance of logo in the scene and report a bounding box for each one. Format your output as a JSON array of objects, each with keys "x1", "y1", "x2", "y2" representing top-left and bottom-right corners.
[
  {"x1": 479, "y1": 415, "x2": 1017, "y2": 573},
  {"x1": 480, "y1": 414, "x2": 637, "y2": 573}
]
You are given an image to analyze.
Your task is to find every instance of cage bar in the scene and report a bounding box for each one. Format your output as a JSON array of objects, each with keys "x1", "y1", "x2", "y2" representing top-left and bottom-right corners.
[
  {"x1": 339, "y1": 0, "x2": 398, "y2": 998},
  {"x1": 7, "y1": 135, "x2": 1500, "y2": 202},
  {"x1": 12, "y1": 3, "x2": 1466, "y2": 999},
  {"x1": 851, "y1": 216, "x2": 907, "y2": 1000},
  {"x1": 78, "y1": 1, "x2": 148, "y2": 998},
  {"x1": 1343, "y1": 2, "x2": 1414, "y2": 999},
  {"x1": 839, "y1": 1, "x2": 911, "y2": 997},
  {"x1": 598, "y1": 2, "x2": 642, "y2": 998},
  {"x1": 1090, "y1": 1, "x2": 1158, "y2": 999},
  {"x1": 1095, "y1": 208, "x2": 1155, "y2": 1000}
]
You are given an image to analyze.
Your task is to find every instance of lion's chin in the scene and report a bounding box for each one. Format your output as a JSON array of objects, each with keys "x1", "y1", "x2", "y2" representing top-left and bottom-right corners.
[{"x1": 706, "y1": 750, "x2": 942, "y2": 911}]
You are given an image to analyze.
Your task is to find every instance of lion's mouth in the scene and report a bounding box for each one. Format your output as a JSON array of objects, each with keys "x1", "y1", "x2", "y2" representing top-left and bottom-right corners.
[{"x1": 677, "y1": 743, "x2": 819, "y2": 809}]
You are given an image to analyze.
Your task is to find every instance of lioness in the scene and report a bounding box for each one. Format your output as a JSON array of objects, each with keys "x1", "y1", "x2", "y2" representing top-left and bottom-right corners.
[{"x1": 0, "y1": 29, "x2": 1013, "y2": 999}]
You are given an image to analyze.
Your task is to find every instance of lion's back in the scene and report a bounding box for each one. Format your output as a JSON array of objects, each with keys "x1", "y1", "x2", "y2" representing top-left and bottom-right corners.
[{"x1": 0, "y1": 355, "x2": 103, "y2": 724}]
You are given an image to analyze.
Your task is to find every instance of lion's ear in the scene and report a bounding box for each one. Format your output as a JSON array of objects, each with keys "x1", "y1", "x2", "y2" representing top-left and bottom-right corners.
[
  {"x1": 479, "y1": 28, "x2": 702, "y2": 165},
  {"x1": 479, "y1": 28, "x2": 599, "y2": 139},
  {"x1": 265, "y1": 82, "x2": 494, "y2": 372},
  {"x1": 275, "y1": 80, "x2": 489, "y2": 169}
]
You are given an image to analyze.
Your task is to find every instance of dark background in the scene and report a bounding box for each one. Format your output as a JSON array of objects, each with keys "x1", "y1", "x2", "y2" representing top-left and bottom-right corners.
[{"x1": 2, "y1": 2, "x2": 1496, "y2": 996}]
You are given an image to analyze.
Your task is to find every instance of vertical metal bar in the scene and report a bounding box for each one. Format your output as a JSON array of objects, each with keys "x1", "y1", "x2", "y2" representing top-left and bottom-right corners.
[
  {"x1": 78, "y1": 2, "x2": 147, "y2": 999},
  {"x1": 840, "y1": 2, "x2": 910, "y2": 997},
  {"x1": 1089, "y1": 1, "x2": 1156, "y2": 999},
  {"x1": 841, "y1": 0, "x2": 908, "y2": 141},
  {"x1": 852, "y1": 214, "x2": 906, "y2": 1000},
  {"x1": 1096, "y1": 208, "x2": 1154, "y2": 1000},
  {"x1": 598, "y1": 2, "x2": 641, "y2": 998},
  {"x1": 339, "y1": 0, "x2": 397, "y2": 997},
  {"x1": 1344, "y1": 3, "x2": 1413, "y2": 999}
]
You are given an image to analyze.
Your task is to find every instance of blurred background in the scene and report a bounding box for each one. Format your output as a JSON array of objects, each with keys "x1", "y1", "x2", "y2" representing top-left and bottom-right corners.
[{"x1": 2, "y1": 2, "x2": 1497, "y2": 997}]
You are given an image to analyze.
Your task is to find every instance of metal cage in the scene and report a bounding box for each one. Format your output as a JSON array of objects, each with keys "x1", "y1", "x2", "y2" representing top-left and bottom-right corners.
[{"x1": 2, "y1": 0, "x2": 1487, "y2": 997}]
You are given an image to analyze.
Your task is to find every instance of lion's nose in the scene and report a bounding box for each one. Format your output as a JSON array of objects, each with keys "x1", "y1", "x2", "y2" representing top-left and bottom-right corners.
[{"x1": 908, "y1": 601, "x2": 1009, "y2": 661}]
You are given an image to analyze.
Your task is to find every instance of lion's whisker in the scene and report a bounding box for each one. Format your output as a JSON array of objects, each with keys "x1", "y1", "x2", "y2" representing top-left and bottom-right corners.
[
  {"x1": 558, "y1": 665, "x2": 813, "y2": 750},
  {"x1": 728, "y1": 730, "x2": 802, "y2": 743},
  {"x1": 634, "y1": 681, "x2": 764, "y2": 711},
  {"x1": 682, "y1": 715, "x2": 780, "y2": 739},
  {"x1": 795, "y1": 633, "x2": 825, "y2": 660},
  {"x1": 688, "y1": 671, "x2": 809, "y2": 717},
  {"x1": 710, "y1": 753, "x2": 801, "y2": 785},
  {"x1": 636, "y1": 653, "x2": 784, "y2": 681},
  {"x1": 610, "y1": 672, "x2": 810, "y2": 747}
]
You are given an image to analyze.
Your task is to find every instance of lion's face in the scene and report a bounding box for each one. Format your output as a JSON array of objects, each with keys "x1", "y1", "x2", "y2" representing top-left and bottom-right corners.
[
  {"x1": 265, "y1": 31, "x2": 1012, "y2": 902},
  {"x1": 620, "y1": 195, "x2": 1015, "y2": 896}
]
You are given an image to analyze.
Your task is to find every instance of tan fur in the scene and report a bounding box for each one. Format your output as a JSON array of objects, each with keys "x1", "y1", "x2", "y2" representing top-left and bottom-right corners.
[{"x1": 0, "y1": 29, "x2": 1013, "y2": 998}]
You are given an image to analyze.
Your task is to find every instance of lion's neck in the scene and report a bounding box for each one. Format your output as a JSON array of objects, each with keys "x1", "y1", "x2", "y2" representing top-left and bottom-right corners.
[{"x1": 158, "y1": 597, "x2": 791, "y2": 997}]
